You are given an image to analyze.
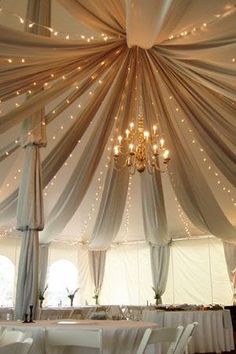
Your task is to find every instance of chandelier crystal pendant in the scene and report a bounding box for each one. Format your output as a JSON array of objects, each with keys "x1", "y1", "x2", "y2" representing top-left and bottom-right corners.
[{"x1": 113, "y1": 112, "x2": 170, "y2": 175}]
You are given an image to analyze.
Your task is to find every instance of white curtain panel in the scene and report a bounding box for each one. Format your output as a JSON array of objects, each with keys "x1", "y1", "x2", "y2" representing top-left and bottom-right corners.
[
  {"x1": 102, "y1": 243, "x2": 153, "y2": 305},
  {"x1": 164, "y1": 237, "x2": 232, "y2": 305},
  {"x1": 0, "y1": 237, "x2": 232, "y2": 307}
]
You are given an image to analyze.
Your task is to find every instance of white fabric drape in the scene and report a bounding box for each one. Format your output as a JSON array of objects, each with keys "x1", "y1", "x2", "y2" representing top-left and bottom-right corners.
[
  {"x1": 39, "y1": 243, "x2": 49, "y2": 292},
  {"x1": 15, "y1": 0, "x2": 50, "y2": 320},
  {"x1": 223, "y1": 241, "x2": 236, "y2": 296},
  {"x1": 58, "y1": 0, "x2": 126, "y2": 37},
  {"x1": 40, "y1": 51, "x2": 130, "y2": 243},
  {"x1": 150, "y1": 244, "x2": 170, "y2": 303},
  {"x1": 140, "y1": 168, "x2": 170, "y2": 301},
  {"x1": 139, "y1": 51, "x2": 236, "y2": 244},
  {"x1": 0, "y1": 50, "x2": 126, "y2": 224},
  {"x1": 0, "y1": 0, "x2": 235, "y2": 250},
  {"x1": 126, "y1": 0, "x2": 173, "y2": 48},
  {"x1": 16, "y1": 145, "x2": 44, "y2": 231},
  {"x1": 90, "y1": 166, "x2": 129, "y2": 249},
  {"x1": 15, "y1": 230, "x2": 39, "y2": 319},
  {"x1": 141, "y1": 172, "x2": 169, "y2": 245},
  {"x1": 89, "y1": 250, "x2": 106, "y2": 296}
]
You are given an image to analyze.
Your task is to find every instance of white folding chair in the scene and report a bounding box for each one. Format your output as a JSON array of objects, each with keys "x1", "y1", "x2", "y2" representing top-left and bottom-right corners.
[
  {"x1": 174, "y1": 322, "x2": 198, "y2": 354},
  {"x1": 0, "y1": 337, "x2": 33, "y2": 354},
  {"x1": 136, "y1": 326, "x2": 184, "y2": 354},
  {"x1": 46, "y1": 328, "x2": 102, "y2": 353}
]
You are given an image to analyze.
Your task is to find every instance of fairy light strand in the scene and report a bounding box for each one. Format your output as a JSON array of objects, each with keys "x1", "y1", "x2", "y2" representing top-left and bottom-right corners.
[
  {"x1": 167, "y1": 4, "x2": 236, "y2": 42},
  {"x1": 168, "y1": 95, "x2": 236, "y2": 207},
  {"x1": 0, "y1": 7, "x2": 112, "y2": 42}
]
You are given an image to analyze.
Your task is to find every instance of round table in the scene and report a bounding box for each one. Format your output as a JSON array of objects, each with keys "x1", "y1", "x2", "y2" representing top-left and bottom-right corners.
[{"x1": 0, "y1": 319, "x2": 158, "y2": 354}]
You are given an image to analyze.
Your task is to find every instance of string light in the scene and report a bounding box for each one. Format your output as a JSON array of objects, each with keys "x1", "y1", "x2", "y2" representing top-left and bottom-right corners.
[
  {"x1": 121, "y1": 175, "x2": 132, "y2": 237},
  {"x1": 0, "y1": 168, "x2": 22, "y2": 195},
  {"x1": 79, "y1": 161, "x2": 106, "y2": 239},
  {"x1": 77, "y1": 62, "x2": 132, "y2": 241},
  {"x1": 0, "y1": 53, "x2": 118, "y2": 162},
  {"x1": 41, "y1": 64, "x2": 111, "y2": 196},
  {"x1": 168, "y1": 97, "x2": 236, "y2": 208},
  {"x1": 0, "y1": 223, "x2": 17, "y2": 239},
  {"x1": 0, "y1": 7, "x2": 112, "y2": 42},
  {"x1": 167, "y1": 5, "x2": 236, "y2": 41}
]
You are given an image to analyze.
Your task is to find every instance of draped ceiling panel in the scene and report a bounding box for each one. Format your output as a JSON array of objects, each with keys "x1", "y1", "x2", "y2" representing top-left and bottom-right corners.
[{"x1": 0, "y1": 0, "x2": 235, "y2": 246}]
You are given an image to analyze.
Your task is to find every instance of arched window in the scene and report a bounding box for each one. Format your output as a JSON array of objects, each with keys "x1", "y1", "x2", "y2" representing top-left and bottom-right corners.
[
  {"x1": 47, "y1": 259, "x2": 78, "y2": 307},
  {"x1": 0, "y1": 256, "x2": 15, "y2": 307}
]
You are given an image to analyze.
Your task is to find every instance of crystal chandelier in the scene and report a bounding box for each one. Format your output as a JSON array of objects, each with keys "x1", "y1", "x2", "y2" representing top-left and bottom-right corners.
[{"x1": 113, "y1": 112, "x2": 170, "y2": 174}]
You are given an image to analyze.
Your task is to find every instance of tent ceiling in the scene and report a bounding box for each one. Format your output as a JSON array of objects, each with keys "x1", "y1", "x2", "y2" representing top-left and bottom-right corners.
[{"x1": 0, "y1": 0, "x2": 235, "y2": 244}]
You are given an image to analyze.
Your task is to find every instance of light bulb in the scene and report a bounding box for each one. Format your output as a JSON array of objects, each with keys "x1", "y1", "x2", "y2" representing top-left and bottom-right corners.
[
  {"x1": 113, "y1": 145, "x2": 119, "y2": 156},
  {"x1": 144, "y1": 131, "x2": 149, "y2": 140},
  {"x1": 160, "y1": 138, "x2": 165, "y2": 148},
  {"x1": 129, "y1": 122, "x2": 134, "y2": 130},
  {"x1": 163, "y1": 149, "x2": 169, "y2": 159}
]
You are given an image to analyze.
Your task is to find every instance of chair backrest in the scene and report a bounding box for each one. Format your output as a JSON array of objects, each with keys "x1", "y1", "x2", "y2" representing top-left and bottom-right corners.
[
  {"x1": 46, "y1": 328, "x2": 102, "y2": 352},
  {"x1": 136, "y1": 326, "x2": 184, "y2": 354},
  {"x1": 174, "y1": 322, "x2": 198, "y2": 354},
  {"x1": 0, "y1": 337, "x2": 33, "y2": 354}
]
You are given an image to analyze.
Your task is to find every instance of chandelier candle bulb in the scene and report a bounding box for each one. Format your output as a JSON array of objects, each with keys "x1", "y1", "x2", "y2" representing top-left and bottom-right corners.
[
  {"x1": 125, "y1": 129, "x2": 130, "y2": 138},
  {"x1": 160, "y1": 138, "x2": 165, "y2": 148},
  {"x1": 144, "y1": 131, "x2": 149, "y2": 140},
  {"x1": 129, "y1": 143, "x2": 135, "y2": 155},
  {"x1": 118, "y1": 136, "x2": 122, "y2": 144},
  {"x1": 153, "y1": 144, "x2": 158, "y2": 155},
  {"x1": 163, "y1": 149, "x2": 170, "y2": 161},
  {"x1": 129, "y1": 122, "x2": 134, "y2": 130},
  {"x1": 153, "y1": 125, "x2": 157, "y2": 134},
  {"x1": 114, "y1": 145, "x2": 120, "y2": 156}
]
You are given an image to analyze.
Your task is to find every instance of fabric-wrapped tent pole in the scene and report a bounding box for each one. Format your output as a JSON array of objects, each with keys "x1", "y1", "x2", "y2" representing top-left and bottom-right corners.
[
  {"x1": 141, "y1": 172, "x2": 171, "y2": 303},
  {"x1": 138, "y1": 48, "x2": 171, "y2": 304},
  {"x1": 15, "y1": 0, "x2": 50, "y2": 320},
  {"x1": 89, "y1": 251, "x2": 107, "y2": 304},
  {"x1": 150, "y1": 244, "x2": 170, "y2": 304}
]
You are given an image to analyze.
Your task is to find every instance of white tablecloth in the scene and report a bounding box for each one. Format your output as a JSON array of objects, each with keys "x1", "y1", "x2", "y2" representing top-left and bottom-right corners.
[
  {"x1": 0, "y1": 320, "x2": 157, "y2": 354},
  {"x1": 142, "y1": 309, "x2": 235, "y2": 353}
]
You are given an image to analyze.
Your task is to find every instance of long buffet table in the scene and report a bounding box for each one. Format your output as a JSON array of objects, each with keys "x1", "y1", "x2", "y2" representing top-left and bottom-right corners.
[{"x1": 142, "y1": 309, "x2": 234, "y2": 353}]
